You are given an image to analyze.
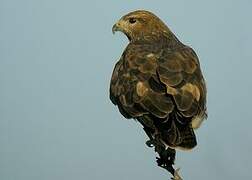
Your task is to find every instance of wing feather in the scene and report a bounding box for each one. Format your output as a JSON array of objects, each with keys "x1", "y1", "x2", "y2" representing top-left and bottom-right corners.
[{"x1": 110, "y1": 44, "x2": 206, "y2": 130}]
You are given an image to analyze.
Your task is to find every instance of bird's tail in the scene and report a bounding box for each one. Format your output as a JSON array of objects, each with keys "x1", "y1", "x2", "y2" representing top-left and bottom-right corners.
[
  {"x1": 138, "y1": 114, "x2": 197, "y2": 150},
  {"x1": 161, "y1": 119, "x2": 197, "y2": 150},
  {"x1": 176, "y1": 124, "x2": 197, "y2": 150}
]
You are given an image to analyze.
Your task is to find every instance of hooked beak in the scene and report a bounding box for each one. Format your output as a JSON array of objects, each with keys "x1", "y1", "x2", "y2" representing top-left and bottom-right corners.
[
  {"x1": 112, "y1": 22, "x2": 121, "y2": 34},
  {"x1": 112, "y1": 20, "x2": 131, "y2": 41}
]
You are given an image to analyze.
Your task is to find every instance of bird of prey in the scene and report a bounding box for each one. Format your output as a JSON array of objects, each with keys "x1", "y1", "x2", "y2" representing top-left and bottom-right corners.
[{"x1": 110, "y1": 10, "x2": 207, "y2": 179}]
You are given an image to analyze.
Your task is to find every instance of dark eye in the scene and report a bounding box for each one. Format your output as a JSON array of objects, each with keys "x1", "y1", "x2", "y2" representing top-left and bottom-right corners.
[{"x1": 129, "y1": 18, "x2": 136, "y2": 24}]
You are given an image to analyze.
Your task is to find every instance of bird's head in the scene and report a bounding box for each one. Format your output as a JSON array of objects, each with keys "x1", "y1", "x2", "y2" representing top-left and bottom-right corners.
[{"x1": 112, "y1": 10, "x2": 171, "y2": 42}]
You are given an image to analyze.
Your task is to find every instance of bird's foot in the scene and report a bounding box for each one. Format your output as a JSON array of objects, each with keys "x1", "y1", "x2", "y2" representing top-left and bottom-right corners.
[
  {"x1": 146, "y1": 139, "x2": 155, "y2": 147},
  {"x1": 145, "y1": 138, "x2": 163, "y2": 148}
]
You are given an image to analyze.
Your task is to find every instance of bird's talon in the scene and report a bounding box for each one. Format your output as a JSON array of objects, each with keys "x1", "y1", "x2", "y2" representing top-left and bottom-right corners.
[{"x1": 146, "y1": 140, "x2": 154, "y2": 147}]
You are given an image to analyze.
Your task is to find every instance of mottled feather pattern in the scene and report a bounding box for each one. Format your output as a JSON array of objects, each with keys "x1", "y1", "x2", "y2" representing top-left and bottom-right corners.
[{"x1": 110, "y1": 42, "x2": 206, "y2": 149}]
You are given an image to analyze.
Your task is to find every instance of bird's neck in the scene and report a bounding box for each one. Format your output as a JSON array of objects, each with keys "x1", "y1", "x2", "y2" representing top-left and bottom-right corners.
[{"x1": 131, "y1": 31, "x2": 184, "y2": 49}]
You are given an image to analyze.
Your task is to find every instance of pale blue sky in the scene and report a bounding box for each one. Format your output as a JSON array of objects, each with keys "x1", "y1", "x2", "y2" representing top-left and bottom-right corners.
[{"x1": 1, "y1": 0, "x2": 252, "y2": 179}]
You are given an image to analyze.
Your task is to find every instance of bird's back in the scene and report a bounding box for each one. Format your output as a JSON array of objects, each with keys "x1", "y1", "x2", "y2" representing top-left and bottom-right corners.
[{"x1": 110, "y1": 41, "x2": 207, "y2": 149}]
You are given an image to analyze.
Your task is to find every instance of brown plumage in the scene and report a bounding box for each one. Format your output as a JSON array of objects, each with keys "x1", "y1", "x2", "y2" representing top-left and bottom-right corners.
[{"x1": 110, "y1": 10, "x2": 207, "y2": 178}]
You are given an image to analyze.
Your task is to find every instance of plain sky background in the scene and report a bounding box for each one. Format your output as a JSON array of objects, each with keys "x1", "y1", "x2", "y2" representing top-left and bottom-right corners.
[{"x1": 1, "y1": 0, "x2": 252, "y2": 179}]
